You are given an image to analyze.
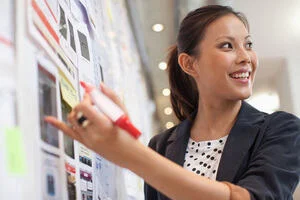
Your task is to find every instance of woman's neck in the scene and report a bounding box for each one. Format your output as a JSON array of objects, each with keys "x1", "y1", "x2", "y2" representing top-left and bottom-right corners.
[{"x1": 190, "y1": 99, "x2": 242, "y2": 142}]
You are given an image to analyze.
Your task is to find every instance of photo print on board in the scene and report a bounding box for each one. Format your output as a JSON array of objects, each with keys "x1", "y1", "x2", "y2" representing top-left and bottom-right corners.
[
  {"x1": 38, "y1": 64, "x2": 59, "y2": 148},
  {"x1": 94, "y1": 63, "x2": 104, "y2": 87},
  {"x1": 61, "y1": 99, "x2": 75, "y2": 158},
  {"x1": 94, "y1": 156, "x2": 114, "y2": 200},
  {"x1": 99, "y1": 64, "x2": 104, "y2": 82},
  {"x1": 41, "y1": 149, "x2": 62, "y2": 200},
  {"x1": 68, "y1": 19, "x2": 77, "y2": 52},
  {"x1": 65, "y1": 162, "x2": 76, "y2": 200},
  {"x1": 94, "y1": 155, "x2": 118, "y2": 199},
  {"x1": 80, "y1": 170, "x2": 93, "y2": 200},
  {"x1": 59, "y1": 5, "x2": 67, "y2": 40},
  {"x1": 79, "y1": 144, "x2": 92, "y2": 167},
  {"x1": 77, "y1": 30, "x2": 90, "y2": 61},
  {"x1": 75, "y1": 25, "x2": 94, "y2": 90}
]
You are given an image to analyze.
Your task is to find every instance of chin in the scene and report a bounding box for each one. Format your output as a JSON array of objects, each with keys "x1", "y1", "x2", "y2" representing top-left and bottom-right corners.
[
  {"x1": 229, "y1": 88, "x2": 252, "y2": 101},
  {"x1": 238, "y1": 91, "x2": 252, "y2": 100}
]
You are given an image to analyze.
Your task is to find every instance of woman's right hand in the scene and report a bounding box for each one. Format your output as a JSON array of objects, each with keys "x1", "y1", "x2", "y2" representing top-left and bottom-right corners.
[{"x1": 44, "y1": 83, "x2": 137, "y2": 168}]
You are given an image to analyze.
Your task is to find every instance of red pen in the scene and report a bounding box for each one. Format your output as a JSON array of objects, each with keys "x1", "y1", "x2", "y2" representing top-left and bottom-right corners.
[{"x1": 80, "y1": 81, "x2": 141, "y2": 139}]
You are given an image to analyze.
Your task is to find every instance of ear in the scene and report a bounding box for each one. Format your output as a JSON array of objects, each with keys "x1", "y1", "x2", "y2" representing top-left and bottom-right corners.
[{"x1": 178, "y1": 53, "x2": 198, "y2": 77}]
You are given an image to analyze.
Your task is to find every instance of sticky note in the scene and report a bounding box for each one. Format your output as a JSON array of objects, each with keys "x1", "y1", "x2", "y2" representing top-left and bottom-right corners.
[
  {"x1": 4, "y1": 127, "x2": 27, "y2": 175},
  {"x1": 59, "y1": 75, "x2": 79, "y2": 108},
  {"x1": 107, "y1": 1, "x2": 113, "y2": 22}
]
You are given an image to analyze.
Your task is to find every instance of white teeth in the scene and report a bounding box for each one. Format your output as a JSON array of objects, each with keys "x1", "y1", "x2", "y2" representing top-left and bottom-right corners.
[{"x1": 231, "y1": 72, "x2": 250, "y2": 79}]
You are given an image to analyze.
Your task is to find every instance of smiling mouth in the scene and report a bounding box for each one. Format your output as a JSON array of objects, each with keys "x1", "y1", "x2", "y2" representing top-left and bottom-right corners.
[{"x1": 229, "y1": 71, "x2": 251, "y2": 79}]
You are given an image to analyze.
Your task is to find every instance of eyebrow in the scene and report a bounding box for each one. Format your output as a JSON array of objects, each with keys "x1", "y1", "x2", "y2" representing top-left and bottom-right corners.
[{"x1": 216, "y1": 35, "x2": 251, "y2": 41}]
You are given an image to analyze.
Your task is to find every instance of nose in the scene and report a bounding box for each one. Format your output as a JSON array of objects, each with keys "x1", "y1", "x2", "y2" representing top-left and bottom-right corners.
[{"x1": 236, "y1": 47, "x2": 251, "y2": 65}]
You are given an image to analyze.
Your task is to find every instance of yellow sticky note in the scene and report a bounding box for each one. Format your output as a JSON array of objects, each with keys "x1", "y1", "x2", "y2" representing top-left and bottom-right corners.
[
  {"x1": 59, "y1": 75, "x2": 79, "y2": 108},
  {"x1": 4, "y1": 127, "x2": 27, "y2": 175},
  {"x1": 107, "y1": 1, "x2": 113, "y2": 22}
]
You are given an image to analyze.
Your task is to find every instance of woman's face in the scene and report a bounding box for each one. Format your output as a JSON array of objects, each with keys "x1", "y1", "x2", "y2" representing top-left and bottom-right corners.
[{"x1": 193, "y1": 14, "x2": 258, "y2": 101}]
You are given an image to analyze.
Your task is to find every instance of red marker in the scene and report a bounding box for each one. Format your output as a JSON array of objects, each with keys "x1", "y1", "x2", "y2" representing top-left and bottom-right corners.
[{"x1": 80, "y1": 81, "x2": 141, "y2": 139}]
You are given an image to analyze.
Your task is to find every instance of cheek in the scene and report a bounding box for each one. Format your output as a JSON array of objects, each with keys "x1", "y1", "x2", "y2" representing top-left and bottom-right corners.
[
  {"x1": 196, "y1": 52, "x2": 235, "y2": 87},
  {"x1": 250, "y1": 52, "x2": 258, "y2": 79},
  {"x1": 251, "y1": 53, "x2": 258, "y2": 70},
  {"x1": 207, "y1": 52, "x2": 235, "y2": 76}
]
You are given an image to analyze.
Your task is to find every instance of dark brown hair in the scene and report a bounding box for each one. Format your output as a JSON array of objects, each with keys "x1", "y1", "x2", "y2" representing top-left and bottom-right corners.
[{"x1": 168, "y1": 5, "x2": 249, "y2": 121}]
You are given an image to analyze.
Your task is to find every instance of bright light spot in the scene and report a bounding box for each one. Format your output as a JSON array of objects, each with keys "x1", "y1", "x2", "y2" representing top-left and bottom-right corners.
[
  {"x1": 164, "y1": 107, "x2": 173, "y2": 115},
  {"x1": 158, "y1": 62, "x2": 167, "y2": 70},
  {"x1": 246, "y1": 92, "x2": 280, "y2": 114},
  {"x1": 162, "y1": 88, "x2": 171, "y2": 96},
  {"x1": 152, "y1": 24, "x2": 164, "y2": 32},
  {"x1": 291, "y1": 7, "x2": 300, "y2": 26},
  {"x1": 165, "y1": 122, "x2": 174, "y2": 129},
  {"x1": 288, "y1": 6, "x2": 300, "y2": 38}
]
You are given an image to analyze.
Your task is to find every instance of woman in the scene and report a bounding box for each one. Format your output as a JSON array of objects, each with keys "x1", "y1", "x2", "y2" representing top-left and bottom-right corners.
[{"x1": 46, "y1": 5, "x2": 300, "y2": 200}]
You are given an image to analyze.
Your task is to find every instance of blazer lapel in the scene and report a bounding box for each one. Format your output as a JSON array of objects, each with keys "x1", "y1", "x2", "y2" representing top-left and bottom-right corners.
[
  {"x1": 216, "y1": 101, "x2": 265, "y2": 182},
  {"x1": 165, "y1": 119, "x2": 192, "y2": 166},
  {"x1": 158, "y1": 120, "x2": 193, "y2": 200}
]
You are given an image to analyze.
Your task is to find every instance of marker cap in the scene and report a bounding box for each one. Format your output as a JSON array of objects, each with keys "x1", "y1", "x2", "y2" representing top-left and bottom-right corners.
[
  {"x1": 80, "y1": 81, "x2": 94, "y2": 93},
  {"x1": 115, "y1": 115, "x2": 141, "y2": 139}
]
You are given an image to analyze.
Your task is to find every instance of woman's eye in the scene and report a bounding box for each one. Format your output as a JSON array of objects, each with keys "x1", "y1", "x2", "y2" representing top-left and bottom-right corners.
[
  {"x1": 220, "y1": 42, "x2": 233, "y2": 49},
  {"x1": 246, "y1": 42, "x2": 253, "y2": 49}
]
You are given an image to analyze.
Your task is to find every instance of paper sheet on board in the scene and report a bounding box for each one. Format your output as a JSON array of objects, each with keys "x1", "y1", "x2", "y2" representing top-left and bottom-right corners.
[{"x1": 0, "y1": 0, "x2": 15, "y2": 63}]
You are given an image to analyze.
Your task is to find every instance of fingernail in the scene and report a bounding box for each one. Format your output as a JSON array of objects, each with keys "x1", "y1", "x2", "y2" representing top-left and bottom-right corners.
[
  {"x1": 99, "y1": 82, "x2": 105, "y2": 91},
  {"x1": 101, "y1": 82, "x2": 107, "y2": 87},
  {"x1": 44, "y1": 116, "x2": 51, "y2": 123}
]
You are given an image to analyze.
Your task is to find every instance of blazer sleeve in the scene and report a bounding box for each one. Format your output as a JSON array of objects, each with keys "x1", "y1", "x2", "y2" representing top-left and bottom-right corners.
[
  {"x1": 236, "y1": 111, "x2": 300, "y2": 200},
  {"x1": 144, "y1": 136, "x2": 160, "y2": 200}
]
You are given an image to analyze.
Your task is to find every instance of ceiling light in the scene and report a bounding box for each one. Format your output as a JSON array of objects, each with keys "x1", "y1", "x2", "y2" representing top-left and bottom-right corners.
[
  {"x1": 162, "y1": 88, "x2": 170, "y2": 96},
  {"x1": 152, "y1": 24, "x2": 164, "y2": 32},
  {"x1": 162, "y1": 88, "x2": 171, "y2": 97},
  {"x1": 289, "y1": 7, "x2": 300, "y2": 36},
  {"x1": 164, "y1": 107, "x2": 173, "y2": 115},
  {"x1": 165, "y1": 122, "x2": 174, "y2": 129},
  {"x1": 158, "y1": 62, "x2": 167, "y2": 70}
]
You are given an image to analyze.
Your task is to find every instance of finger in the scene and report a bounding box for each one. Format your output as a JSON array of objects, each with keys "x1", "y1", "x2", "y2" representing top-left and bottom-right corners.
[
  {"x1": 82, "y1": 92, "x2": 93, "y2": 105},
  {"x1": 68, "y1": 110, "x2": 85, "y2": 131},
  {"x1": 67, "y1": 110, "x2": 77, "y2": 125},
  {"x1": 74, "y1": 102, "x2": 113, "y2": 130},
  {"x1": 69, "y1": 108, "x2": 98, "y2": 137},
  {"x1": 99, "y1": 82, "x2": 128, "y2": 115},
  {"x1": 44, "y1": 116, "x2": 81, "y2": 142},
  {"x1": 72, "y1": 104, "x2": 109, "y2": 124}
]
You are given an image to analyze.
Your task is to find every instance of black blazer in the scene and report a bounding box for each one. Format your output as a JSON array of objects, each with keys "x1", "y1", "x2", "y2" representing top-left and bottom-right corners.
[{"x1": 144, "y1": 102, "x2": 300, "y2": 200}]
